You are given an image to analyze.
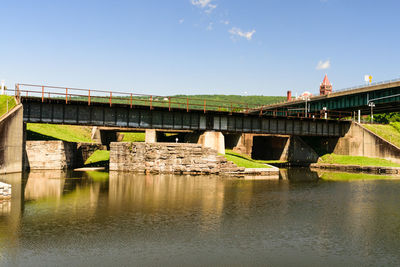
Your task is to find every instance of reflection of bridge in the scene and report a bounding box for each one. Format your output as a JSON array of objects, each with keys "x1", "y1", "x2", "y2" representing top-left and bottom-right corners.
[
  {"x1": 259, "y1": 78, "x2": 400, "y2": 116},
  {"x1": 12, "y1": 84, "x2": 349, "y2": 137}
]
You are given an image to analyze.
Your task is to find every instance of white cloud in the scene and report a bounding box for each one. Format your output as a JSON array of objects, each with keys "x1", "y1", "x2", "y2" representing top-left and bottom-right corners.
[
  {"x1": 220, "y1": 20, "x2": 229, "y2": 25},
  {"x1": 179, "y1": 18, "x2": 184, "y2": 24},
  {"x1": 229, "y1": 27, "x2": 256, "y2": 40},
  {"x1": 206, "y1": 22, "x2": 213, "y2": 31},
  {"x1": 191, "y1": 0, "x2": 217, "y2": 13},
  {"x1": 316, "y1": 59, "x2": 331, "y2": 70}
]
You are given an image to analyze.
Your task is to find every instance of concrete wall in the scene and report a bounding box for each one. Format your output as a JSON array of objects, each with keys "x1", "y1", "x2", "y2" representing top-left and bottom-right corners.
[
  {"x1": 332, "y1": 123, "x2": 400, "y2": 163},
  {"x1": 0, "y1": 104, "x2": 24, "y2": 174},
  {"x1": 197, "y1": 131, "x2": 225, "y2": 155},
  {"x1": 230, "y1": 133, "x2": 318, "y2": 164},
  {"x1": 110, "y1": 142, "x2": 243, "y2": 174}
]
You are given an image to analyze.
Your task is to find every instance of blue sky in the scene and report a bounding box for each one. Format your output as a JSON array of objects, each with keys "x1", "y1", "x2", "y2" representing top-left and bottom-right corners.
[{"x1": 1, "y1": 0, "x2": 400, "y2": 96}]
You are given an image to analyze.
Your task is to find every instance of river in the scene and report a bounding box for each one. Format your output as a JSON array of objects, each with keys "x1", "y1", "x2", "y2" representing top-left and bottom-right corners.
[{"x1": 1, "y1": 169, "x2": 400, "y2": 266}]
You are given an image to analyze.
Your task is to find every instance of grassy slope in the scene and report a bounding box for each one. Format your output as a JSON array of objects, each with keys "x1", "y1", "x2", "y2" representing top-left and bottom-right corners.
[
  {"x1": 224, "y1": 149, "x2": 271, "y2": 168},
  {"x1": 0, "y1": 95, "x2": 16, "y2": 117},
  {"x1": 84, "y1": 150, "x2": 110, "y2": 165},
  {"x1": 121, "y1": 132, "x2": 145, "y2": 142},
  {"x1": 26, "y1": 123, "x2": 93, "y2": 142},
  {"x1": 319, "y1": 153, "x2": 400, "y2": 167},
  {"x1": 363, "y1": 123, "x2": 400, "y2": 148}
]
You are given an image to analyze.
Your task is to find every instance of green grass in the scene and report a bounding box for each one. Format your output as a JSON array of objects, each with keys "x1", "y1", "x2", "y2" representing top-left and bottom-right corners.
[
  {"x1": 224, "y1": 149, "x2": 271, "y2": 168},
  {"x1": 84, "y1": 150, "x2": 110, "y2": 165},
  {"x1": 320, "y1": 172, "x2": 398, "y2": 181},
  {"x1": 26, "y1": 123, "x2": 93, "y2": 142},
  {"x1": 121, "y1": 132, "x2": 145, "y2": 142},
  {"x1": 318, "y1": 153, "x2": 400, "y2": 167},
  {"x1": 363, "y1": 123, "x2": 400, "y2": 148},
  {"x1": 0, "y1": 95, "x2": 16, "y2": 117}
]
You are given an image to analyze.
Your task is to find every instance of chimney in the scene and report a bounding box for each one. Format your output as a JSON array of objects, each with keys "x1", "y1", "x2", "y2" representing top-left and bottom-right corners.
[{"x1": 287, "y1": 90, "x2": 292, "y2": 101}]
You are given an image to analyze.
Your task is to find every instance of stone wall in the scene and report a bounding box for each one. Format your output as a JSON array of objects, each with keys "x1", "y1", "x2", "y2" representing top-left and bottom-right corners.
[
  {"x1": 77, "y1": 143, "x2": 106, "y2": 163},
  {"x1": 0, "y1": 182, "x2": 11, "y2": 200},
  {"x1": 25, "y1": 141, "x2": 78, "y2": 170},
  {"x1": 110, "y1": 142, "x2": 243, "y2": 174},
  {"x1": 25, "y1": 141, "x2": 105, "y2": 170},
  {"x1": 0, "y1": 104, "x2": 24, "y2": 174}
]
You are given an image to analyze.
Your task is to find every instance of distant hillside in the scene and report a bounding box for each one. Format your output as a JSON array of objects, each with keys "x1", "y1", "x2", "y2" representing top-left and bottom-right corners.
[{"x1": 172, "y1": 95, "x2": 286, "y2": 106}]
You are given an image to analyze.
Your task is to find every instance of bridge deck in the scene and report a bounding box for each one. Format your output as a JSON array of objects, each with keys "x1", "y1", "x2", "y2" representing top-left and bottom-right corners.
[{"x1": 20, "y1": 96, "x2": 349, "y2": 137}]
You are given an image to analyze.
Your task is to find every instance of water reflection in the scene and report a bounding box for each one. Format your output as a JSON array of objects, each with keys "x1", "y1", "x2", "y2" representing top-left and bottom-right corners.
[{"x1": 0, "y1": 169, "x2": 400, "y2": 265}]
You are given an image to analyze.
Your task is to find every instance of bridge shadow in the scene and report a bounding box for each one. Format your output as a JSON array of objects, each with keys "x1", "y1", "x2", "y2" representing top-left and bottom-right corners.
[{"x1": 26, "y1": 130, "x2": 59, "y2": 141}]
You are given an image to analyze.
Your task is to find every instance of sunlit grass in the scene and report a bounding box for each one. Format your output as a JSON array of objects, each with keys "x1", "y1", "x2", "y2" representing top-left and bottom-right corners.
[
  {"x1": 318, "y1": 153, "x2": 400, "y2": 167},
  {"x1": 0, "y1": 95, "x2": 16, "y2": 117},
  {"x1": 26, "y1": 123, "x2": 93, "y2": 142},
  {"x1": 224, "y1": 149, "x2": 271, "y2": 168},
  {"x1": 363, "y1": 123, "x2": 400, "y2": 148},
  {"x1": 84, "y1": 150, "x2": 110, "y2": 165},
  {"x1": 121, "y1": 132, "x2": 146, "y2": 142}
]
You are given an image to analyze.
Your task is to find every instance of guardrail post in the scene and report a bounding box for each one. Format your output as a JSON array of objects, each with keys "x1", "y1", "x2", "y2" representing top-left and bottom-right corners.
[
  {"x1": 186, "y1": 97, "x2": 189, "y2": 112},
  {"x1": 41, "y1": 86, "x2": 44, "y2": 102},
  {"x1": 130, "y1": 93, "x2": 133, "y2": 108},
  {"x1": 150, "y1": 95, "x2": 153, "y2": 110},
  {"x1": 88, "y1": 90, "x2": 91, "y2": 106},
  {"x1": 109, "y1": 92, "x2": 112, "y2": 107}
]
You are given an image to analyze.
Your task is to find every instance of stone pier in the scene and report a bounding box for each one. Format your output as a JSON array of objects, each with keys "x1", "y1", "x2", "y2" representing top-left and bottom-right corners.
[{"x1": 110, "y1": 142, "x2": 243, "y2": 174}]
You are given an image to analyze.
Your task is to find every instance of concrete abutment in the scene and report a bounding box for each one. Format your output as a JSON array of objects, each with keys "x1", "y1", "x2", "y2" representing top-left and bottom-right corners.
[{"x1": 0, "y1": 104, "x2": 24, "y2": 174}]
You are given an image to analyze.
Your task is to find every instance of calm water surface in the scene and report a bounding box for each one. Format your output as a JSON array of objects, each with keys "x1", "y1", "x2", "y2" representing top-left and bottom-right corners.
[{"x1": 1, "y1": 169, "x2": 400, "y2": 266}]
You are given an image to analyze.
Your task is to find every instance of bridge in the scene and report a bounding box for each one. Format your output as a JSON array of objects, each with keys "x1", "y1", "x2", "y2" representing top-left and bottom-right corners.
[
  {"x1": 258, "y1": 77, "x2": 400, "y2": 117},
  {"x1": 10, "y1": 83, "x2": 349, "y2": 138}
]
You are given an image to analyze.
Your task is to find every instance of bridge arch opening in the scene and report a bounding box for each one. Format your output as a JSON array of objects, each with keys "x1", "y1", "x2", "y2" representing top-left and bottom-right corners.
[{"x1": 251, "y1": 136, "x2": 289, "y2": 161}]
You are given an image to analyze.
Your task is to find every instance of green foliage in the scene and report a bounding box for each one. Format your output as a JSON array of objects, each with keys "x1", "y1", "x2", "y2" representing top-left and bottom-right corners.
[
  {"x1": 224, "y1": 149, "x2": 272, "y2": 168},
  {"x1": 318, "y1": 153, "x2": 400, "y2": 167},
  {"x1": 26, "y1": 123, "x2": 93, "y2": 142},
  {"x1": 0, "y1": 95, "x2": 16, "y2": 117},
  {"x1": 363, "y1": 123, "x2": 400, "y2": 148},
  {"x1": 368, "y1": 112, "x2": 400, "y2": 124}
]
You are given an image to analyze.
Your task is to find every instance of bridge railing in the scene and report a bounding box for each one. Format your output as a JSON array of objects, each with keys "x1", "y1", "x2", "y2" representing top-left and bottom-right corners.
[
  {"x1": 334, "y1": 77, "x2": 400, "y2": 93},
  {"x1": 12, "y1": 84, "x2": 263, "y2": 114},
  {"x1": 259, "y1": 107, "x2": 352, "y2": 120}
]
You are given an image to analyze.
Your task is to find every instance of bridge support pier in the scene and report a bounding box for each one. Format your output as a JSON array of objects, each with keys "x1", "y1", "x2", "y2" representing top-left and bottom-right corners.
[
  {"x1": 0, "y1": 104, "x2": 24, "y2": 174},
  {"x1": 145, "y1": 129, "x2": 157, "y2": 143},
  {"x1": 198, "y1": 131, "x2": 225, "y2": 155}
]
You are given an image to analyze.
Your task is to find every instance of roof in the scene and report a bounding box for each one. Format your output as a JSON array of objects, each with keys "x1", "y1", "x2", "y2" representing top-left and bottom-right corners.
[{"x1": 321, "y1": 74, "x2": 331, "y2": 86}]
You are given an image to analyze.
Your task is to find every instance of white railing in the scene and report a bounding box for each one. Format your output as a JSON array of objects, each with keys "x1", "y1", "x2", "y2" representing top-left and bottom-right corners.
[{"x1": 334, "y1": 77, "x2": 400, "y2": 93}]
